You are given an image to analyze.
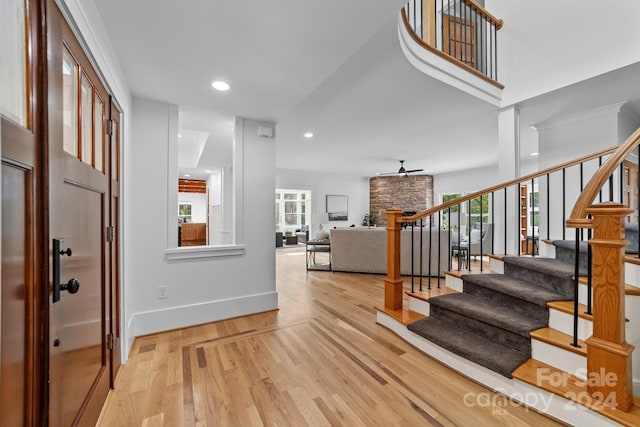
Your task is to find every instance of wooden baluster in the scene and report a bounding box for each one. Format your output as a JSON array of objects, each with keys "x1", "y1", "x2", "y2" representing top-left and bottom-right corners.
[
  {"x1": 385, "y1": 209, "x2": 404, "y2": 310},
  {"x1": 585, "y1": 202, "x2": 634, "y2": 411}
]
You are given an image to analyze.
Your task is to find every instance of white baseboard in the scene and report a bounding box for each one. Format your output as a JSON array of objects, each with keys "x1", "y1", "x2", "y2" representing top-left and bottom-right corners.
[{"x1": 125, "y1": 291, "x2": 278, "y2": 359}]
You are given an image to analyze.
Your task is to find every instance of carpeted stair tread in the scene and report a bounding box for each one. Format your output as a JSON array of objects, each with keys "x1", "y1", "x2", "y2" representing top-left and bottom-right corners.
[
  {"x1": 462, "y1": 273, "x2": 567, "y2": 307},
  {"x1": 407, "y1": 317, "x2": 529, "y2": 378},
  {"x1": 428, "y1": 293, "x2": 546, "y2": 337},
  {"x1": 503, "y1": 256, "x2": 585, "y2": 278},
  {"x1": 552, "y1": 240, "x2": 588, "y2": 254}
]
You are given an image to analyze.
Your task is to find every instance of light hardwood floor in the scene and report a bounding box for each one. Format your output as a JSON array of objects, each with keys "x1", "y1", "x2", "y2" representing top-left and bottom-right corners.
[{"x1": 97, "y1": 246, "x2": 564, "y2": 426}]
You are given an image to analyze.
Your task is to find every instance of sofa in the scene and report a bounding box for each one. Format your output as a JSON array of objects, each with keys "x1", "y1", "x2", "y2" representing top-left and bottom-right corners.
[{"x1": 330, "y1": 227, "x2": 450, "y2": 276}]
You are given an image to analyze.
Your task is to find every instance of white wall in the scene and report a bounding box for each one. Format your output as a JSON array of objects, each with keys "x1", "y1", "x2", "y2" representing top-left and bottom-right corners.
[
  {"x1": 276, "y1": 169, "x2": 370, "y2": 229},
  {"x1": 434, "y1": 165, "x2": 500, "y2": 201},
  {"x1": 488, "y1": 0, "x2": 640, "y2": 107},
  {"x1": 126, "y1": 98, "x2": 277, "y2": 358},
  {"x1": 534, "y1": 103, "x2": 640, "y2": 240}
]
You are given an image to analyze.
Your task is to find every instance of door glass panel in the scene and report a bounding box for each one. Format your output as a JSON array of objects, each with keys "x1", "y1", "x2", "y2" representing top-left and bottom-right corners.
[
  {"x1": 0, "y1": 0, "x2": 28, "y2": 126},
  {"x1": 112, "y1": 116, "x2": 119, "y2": 180},
  {"x1": 80, "y1": 74, "x2": 93, "y2": 165},
  {"x1": 94, "y1": 96, "x2": 104, "y2": 172},
  {"x1": 62, "y1": 49, "x2": 78, "y2": 155}
]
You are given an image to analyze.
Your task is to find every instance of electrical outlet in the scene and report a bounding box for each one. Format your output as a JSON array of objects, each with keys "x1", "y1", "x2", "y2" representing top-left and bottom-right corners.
[{"x1": 158, "y1": 285, "x2": 168, "y2": 299}]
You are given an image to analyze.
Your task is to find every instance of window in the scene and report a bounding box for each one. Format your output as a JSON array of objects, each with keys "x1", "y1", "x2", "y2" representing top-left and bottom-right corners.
[
  {"x1": 0, "y1": 0, "x2": 28, "y2": 126},
  {"x1": 442, "y1": 193, "x2": 462, "y2": 229},
  {"x1": 62, "y1": 48, "x2": 78, "y2": 155},
  {"x1": 469, "y1": 195, "x2": 490, "y2": 226},
  {"x1": 275, "y1": 189, "x2": 310, "y2": 233},
  {"x1": 178, "y1": 203, "x2": 192, "y2": 223}
]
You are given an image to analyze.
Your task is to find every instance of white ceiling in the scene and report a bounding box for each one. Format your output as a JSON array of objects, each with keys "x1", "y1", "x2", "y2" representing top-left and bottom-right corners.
[{"x1": 94, "y1": 0, "x2": 640, "y2": 179}]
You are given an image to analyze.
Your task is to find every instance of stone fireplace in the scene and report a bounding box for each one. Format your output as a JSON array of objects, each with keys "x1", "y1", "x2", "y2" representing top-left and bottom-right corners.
[{"x1": 369, "y1": 175, "x2": 434, "y2": 227}]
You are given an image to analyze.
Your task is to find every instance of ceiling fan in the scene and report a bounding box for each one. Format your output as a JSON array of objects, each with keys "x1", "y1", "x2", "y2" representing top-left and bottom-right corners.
[{"x1": 377, "y1": 160, "x2": 424, "y2": 177}]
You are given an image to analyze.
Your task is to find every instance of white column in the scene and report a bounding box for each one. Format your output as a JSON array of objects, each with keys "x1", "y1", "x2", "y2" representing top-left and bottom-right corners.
[{"x1": 495, "y1": 105, "x2": 522, "y2": 254}]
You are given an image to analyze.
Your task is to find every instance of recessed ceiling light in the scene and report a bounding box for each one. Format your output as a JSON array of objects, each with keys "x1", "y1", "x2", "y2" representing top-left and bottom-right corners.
[
  {"x1": 184, "y1": 174, "x2": 191, "y2": 177},
  {"x1": 530, "y1": 152, "x2": 539, "y2": 157},
  {"x1": 178, "y1": 134, "x2": 182, "y2": 138},
  {"x1": 205, "y1": 170, "x2": 212, "y2": 173},
  {"x1": 211, "y1": 80, "x2": 230, "y2": 91},
  {"x1": 303, "y1": 132, "x2": 314, "y2": 138}
]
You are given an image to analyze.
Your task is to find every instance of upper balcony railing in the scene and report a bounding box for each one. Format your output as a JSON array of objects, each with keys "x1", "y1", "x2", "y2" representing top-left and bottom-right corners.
[{"x1": 403, "y1": 0, "x2": 503, "y2": 83}]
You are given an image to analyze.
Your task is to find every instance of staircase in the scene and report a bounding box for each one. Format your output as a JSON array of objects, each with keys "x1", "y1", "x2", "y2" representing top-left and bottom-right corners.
[
  {"x1": 407, "y1": 248, "x2": 582, "y2": 378},
  {"x1": 376, "y1": 239, "x2": 640, "y2": 426}
]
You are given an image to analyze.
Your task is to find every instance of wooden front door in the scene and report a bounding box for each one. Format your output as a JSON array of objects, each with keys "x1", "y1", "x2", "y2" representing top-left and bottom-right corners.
[
  {"x1": 1, "y1": 0, "x2": 46, "y2": 424},
  {"x1": 47, "y1": 2, "x2": 113, "y2": 425}
]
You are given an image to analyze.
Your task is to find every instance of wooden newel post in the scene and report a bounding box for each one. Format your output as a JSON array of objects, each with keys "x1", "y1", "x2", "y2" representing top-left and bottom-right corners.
[
  {"x1": 585, "y1": 202, "x2": 634, "y2": 412},
  {"x1": 385, "y1": 209, "x2": 404, "y2": 311}
]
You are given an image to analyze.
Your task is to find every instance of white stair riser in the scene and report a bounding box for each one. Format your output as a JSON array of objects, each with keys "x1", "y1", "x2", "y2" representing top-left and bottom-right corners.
[
  {"x1": 548, "y1": 309, "x2": 593, "y2": 341},
  {"x1": 539, "y1": 241, "x2": 555, "y2": 258},
  {"x1": 531, "y1": 340, "x2": 586, "y2": 380},
  {"x1": 408, "y1": 297, "x2": 430, "y2": 317},
  {"x1": 489, "y1": 258, "x2": 504, "y2": 273},
  {"x1": 445, "y1": 275, "x2": 463, "y2": 292},
  {"x1": 578, "y1": 283, "x2": 590, "y2": 306},
  {"x1": 625, "y1": 262, "x2": 640, "y2": 288}
]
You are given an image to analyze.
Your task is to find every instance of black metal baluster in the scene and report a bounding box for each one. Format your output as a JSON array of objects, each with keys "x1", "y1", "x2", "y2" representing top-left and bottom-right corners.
[
  {"x1": 411, "y1": 221, "x2": 415, "y2": 293},
  {"x1": 531, "y1": 178, "x2": 536, "y2": 257},
  {"x1": 599, "y1": 156, "x2": 603, "y2": 203},
  {"x1": 440, "y1": 0, "x2": 444, "y2": 51},
  {"x1": 504, "y1": 187, "x2": 507, "y2": 255},
  {"x1": 479, "y1": 195, "x2": 484, "y2": 272},
  {"x1": 493, "y1": 21, "x2": 498, "y2": 80},
  {"x1": 437, "y1": 210, "x2": 442, "y2": 288},
  {"x1": 620, "y1": 163, "x2": 624, "y2": 204},
  {"x1": 562, "y1": 168, "x2": 566, "y2": 240},
  {"x1": 447, "y1": 206, "x2": 452, "y2": 271},
  {"x1": 491, "y1": 191, "x2": 495, "y2": 253},
  {"x1": 586, "y1": 224, "x2": 593, "y2": 315},
  {"x1": 517, "y1": 183, "x2": 522, "y2": 256},
  {"x1": 462, "y1": 1, "x2": 467, "y2": 65},
  {"x1": 546, "y1": 173, "x2": 550, "y2": 241},
  {"x1": 457, "y1": 206, "x2": 462, "y2": 271},
  {"x1": 453, "y1": 0, "x2": 457, "y2": 60},
  {"x1": 609, "y1": 172, "x2": 614, "y2": 202},
  {"x1": 467, "y1": 200, "x2": 472, "y2": 270},
  {"x1": 428, "y1": 214, "x2": 433, "y2": 287},
  {"x1": 420, "y1": 217, "x2": 424, "y2": 291},
  {"x1": 447, "y1": 0, "x2": 451, "y2": 56}
]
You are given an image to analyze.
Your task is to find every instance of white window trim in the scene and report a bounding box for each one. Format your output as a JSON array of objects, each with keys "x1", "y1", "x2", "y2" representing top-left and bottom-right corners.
[{"x1": 165, "y1": 116, "x2": 245, "y2": 260}]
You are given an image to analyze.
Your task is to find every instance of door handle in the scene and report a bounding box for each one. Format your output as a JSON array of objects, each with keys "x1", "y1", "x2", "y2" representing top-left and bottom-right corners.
[
  {"x1": 53, "y1": 239, "x2": 79, "y2": 302},
  {"x1": 60, "y1": 278, "x2": 80, "y2": 294}
]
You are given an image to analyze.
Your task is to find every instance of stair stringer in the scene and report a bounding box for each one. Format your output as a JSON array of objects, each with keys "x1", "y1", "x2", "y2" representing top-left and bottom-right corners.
[{"x1": 377, "y1": 310, "x2": 619, "y2": 426}]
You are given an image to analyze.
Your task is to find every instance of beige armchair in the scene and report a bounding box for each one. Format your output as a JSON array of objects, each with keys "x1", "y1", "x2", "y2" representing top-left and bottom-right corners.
[{"x1": 452, "y1": 222, "x2": 493, "y2": 258}]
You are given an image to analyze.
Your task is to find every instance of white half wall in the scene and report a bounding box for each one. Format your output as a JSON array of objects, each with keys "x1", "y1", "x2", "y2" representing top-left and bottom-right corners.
[
  {"x1": 276, "y1": 169, "x2": 370, "y2": 229},
  {"x1": 125, "y1": 98, "x2": 277, "y2": 359}
]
